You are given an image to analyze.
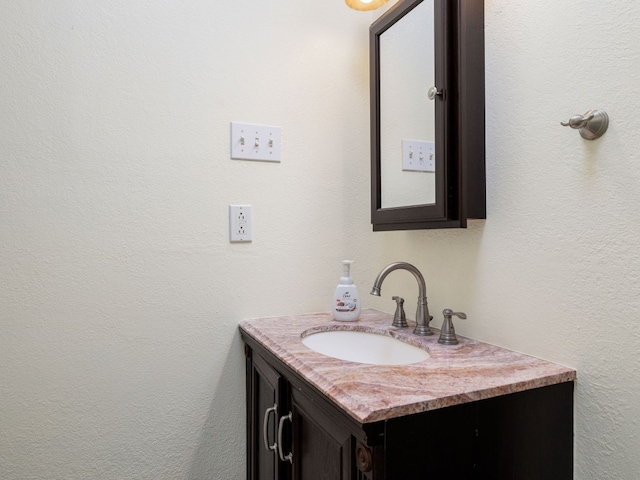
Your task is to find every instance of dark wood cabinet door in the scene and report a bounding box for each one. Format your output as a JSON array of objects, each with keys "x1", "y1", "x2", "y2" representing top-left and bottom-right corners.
[
  {"x1": 370, "y1": 0, "x2": 486, "y2": 231},
  {"x1": 247, "y1": 351, "x2": 287, "y2": 480},
  {"x1": 290, "y1": 387, "x2": 355, "y2": 480}
]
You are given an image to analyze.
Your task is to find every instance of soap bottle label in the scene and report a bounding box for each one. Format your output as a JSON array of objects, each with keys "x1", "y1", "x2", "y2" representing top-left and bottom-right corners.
[{"x1": 335, "y1": 291, "x2": 358, "y2": 313}]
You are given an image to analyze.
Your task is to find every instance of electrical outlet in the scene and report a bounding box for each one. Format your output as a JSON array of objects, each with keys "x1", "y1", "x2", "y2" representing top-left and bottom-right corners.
[{"x1": 229, "y1": 205, "x2": 252, "y2": 242}]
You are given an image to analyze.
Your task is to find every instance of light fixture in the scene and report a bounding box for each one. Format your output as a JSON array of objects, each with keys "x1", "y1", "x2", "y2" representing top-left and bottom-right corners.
[{"x1": 345, "y1": 0, "x2": 389, "y2": 11}]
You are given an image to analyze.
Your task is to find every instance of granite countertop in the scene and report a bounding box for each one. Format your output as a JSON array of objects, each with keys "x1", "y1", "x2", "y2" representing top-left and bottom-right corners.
[{"x1": 239, "y1": 309, "x2": 576, "y2": 424}]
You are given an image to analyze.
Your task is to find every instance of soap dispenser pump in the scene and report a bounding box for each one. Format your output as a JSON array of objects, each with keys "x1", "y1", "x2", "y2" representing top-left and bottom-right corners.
[{"x1": 332, "y1": 260, "x2": 361, "y2": 322}]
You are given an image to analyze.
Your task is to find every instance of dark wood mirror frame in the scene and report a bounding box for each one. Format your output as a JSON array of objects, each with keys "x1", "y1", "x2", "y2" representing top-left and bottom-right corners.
[{"x1": 370, "y1": 0, "x2": 485, "y2": 231}]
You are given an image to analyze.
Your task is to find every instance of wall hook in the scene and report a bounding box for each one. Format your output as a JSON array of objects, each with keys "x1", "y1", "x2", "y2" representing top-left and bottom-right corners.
[{"x1": 561, "y1": 109, "x2": 609, "y2": 140}]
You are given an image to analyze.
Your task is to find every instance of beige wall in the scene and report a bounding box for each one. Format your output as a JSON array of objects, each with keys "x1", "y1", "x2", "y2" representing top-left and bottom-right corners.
[
  {"x1": 0, "y1": 1, "x2": 371, "y2": 478},
  {"x1": 361, "y1": 2, "x2": 640, "y2": 479},
  {"x1": 1, "y1": 1, "x2": 639, "y2": 479}
]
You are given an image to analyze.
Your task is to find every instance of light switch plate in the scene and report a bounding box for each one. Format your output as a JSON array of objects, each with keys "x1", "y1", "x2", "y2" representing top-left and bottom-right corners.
[
  {"x1": 402, "y1": 139, "x2": 435, "y2": 172},
  {"x1": 231, "y1": 122, "x2": 281, "y2": 162}
]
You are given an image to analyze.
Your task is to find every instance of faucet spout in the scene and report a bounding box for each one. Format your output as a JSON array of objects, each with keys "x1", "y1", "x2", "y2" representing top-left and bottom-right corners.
[{"x1": 370, "y1": 262, "x2": 433, "y2": 336}]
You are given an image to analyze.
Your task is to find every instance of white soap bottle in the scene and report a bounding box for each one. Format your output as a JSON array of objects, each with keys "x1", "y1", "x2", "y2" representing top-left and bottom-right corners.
[{"x1": 332, "y1": 260, "x2": 361, "y2": 322}]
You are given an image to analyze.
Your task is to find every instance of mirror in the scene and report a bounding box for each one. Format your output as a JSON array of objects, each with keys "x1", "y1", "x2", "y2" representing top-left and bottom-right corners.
[
  {"x1": 380, "y1": 0, "x2": 435, "y2": 208},
  {"x1": 370, "y1": 0, "x2": 486, "y2": 231}
]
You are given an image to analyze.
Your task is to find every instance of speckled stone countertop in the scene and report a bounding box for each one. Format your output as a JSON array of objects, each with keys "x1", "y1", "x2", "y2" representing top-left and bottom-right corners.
[{"x1": 239, "y1": 309, "x2": 576, "y2": 424}]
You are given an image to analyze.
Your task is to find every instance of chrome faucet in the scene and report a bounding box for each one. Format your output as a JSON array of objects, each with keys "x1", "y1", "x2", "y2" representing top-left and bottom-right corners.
[{"x1": 370, "y1": 262, "x2": 433, "y2": 336}]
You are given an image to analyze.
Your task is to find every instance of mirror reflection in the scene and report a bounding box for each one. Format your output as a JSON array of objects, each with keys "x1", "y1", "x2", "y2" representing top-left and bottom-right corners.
[{"x1": 379, "y1": 0, "x2": 435, "y2": 208}]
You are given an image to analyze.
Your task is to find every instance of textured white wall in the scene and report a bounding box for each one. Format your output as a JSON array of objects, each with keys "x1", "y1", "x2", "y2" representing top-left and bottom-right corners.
[
  {"x1": 361, "y1": 1, "x2": 640, "y2": 479},
  {"x1": 2, "y1": 0, "x2": 640, "y2": 479},
  {"x1": 0, "y1": 1, "x2": 371, "y2": 479}
]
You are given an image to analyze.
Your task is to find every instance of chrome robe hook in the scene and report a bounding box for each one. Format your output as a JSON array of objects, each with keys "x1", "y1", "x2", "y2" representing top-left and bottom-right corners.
[{"x1": 561, "y1": 109, "x2": 609, "y2": 140}]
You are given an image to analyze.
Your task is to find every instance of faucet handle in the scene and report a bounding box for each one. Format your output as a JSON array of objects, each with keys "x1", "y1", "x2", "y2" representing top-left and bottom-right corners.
[
  {"x1": 438, "y1": 309, "x2": 467, "y2": 345},
  {"x1": 391, "y1": 296, "x2": 408, "y2": 328},
  {"x1": 444, "y1": 309, "x2": 466, "y2": 320}
]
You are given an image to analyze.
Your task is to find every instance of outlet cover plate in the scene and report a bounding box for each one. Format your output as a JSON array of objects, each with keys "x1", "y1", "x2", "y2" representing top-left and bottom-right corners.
[
  {"x1": 231, "y1": 122, "x2": 281, "y2": 162},
  {"x1": 229, "y1": 205, "x2": 252, "y2": 242}
]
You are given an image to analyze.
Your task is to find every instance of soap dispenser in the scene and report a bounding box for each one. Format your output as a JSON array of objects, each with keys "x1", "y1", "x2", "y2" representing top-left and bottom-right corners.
[{"x1": 332, "y1": 260, "x2": 361, "y2": 322}]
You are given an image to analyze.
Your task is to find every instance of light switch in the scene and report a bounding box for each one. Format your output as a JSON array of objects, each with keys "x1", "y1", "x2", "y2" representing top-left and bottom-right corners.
[{"x1": 231, "y1": 122, "x2": 281, "y2": 162}]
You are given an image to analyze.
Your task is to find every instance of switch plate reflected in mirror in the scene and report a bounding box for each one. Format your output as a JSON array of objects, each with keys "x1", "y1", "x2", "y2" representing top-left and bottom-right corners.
[{"x1": 402, "y1": 139, "x2": 435, "y2": 173}]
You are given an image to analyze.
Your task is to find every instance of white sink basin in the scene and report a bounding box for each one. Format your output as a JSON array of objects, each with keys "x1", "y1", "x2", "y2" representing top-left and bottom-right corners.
[{"x1": 301, "y1": 330, "x2": 430, "y2": 366}]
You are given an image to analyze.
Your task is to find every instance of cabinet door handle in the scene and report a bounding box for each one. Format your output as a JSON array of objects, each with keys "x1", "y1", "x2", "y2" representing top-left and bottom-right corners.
[
  {"x1": 277, "y1": 412, "x2": 293, "y2": 464},
  {"x1": 262, "y1": 404, "x2": 278, "y2": 451}
]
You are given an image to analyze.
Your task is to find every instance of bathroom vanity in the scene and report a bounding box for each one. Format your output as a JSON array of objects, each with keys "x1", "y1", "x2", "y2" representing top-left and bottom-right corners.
[{"x1": 240, "y1": 310, "x2": 575, "y2": 480}]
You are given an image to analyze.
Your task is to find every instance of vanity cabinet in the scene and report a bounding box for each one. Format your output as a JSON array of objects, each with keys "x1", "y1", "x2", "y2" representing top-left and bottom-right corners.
[
  {"x1": 247, "y1": 351, "x2": 286, "y2": 480},
  {"x1": 243, "y1": 333, "x2": 573, "y2": 480},
  {"x1": 246, "y1": 345, "x2": 360, "y2": 480}
]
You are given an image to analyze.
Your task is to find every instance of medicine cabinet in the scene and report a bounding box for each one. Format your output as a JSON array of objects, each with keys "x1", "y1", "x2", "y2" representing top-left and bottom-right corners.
[{"x1": 370, "y1": 0, "x2": 486, "y2": 230}]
